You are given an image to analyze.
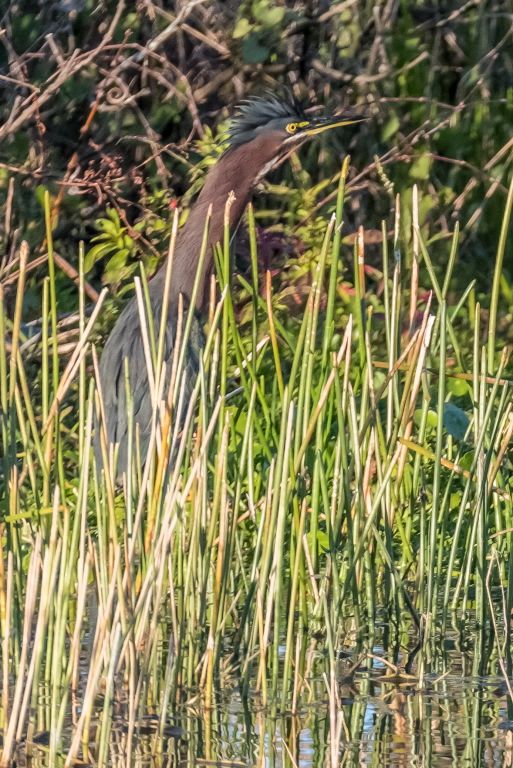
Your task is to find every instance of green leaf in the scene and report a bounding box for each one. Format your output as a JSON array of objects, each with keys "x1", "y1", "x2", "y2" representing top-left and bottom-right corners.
[
  {"x1": 460, "y1": 451, "x2": 474, "y2": 471},
  {"x1": 233, "y1": 17, "x2": 252, "y2": 38},
  {"x1": 84, "y1": 243, "x2": 115, "y2": 272},
  {"x1": 447, "y1": 376, "x2": 469, "y2": 397},
  {"x1": 306, "y1": 528, "x2": 330, "y2": 553},
  {"x1": 257, "y1": 6, "x2": 285, "y2": 26},
  {"x1": 96, "y1": 218, "x2": 121, "y2": 236},
  {"x1": 409, "y1": 153, "x2": 432, "y2": 181},
  {"x1": 242, "y1": 34, "x2": 269, "y2": 64},
  {"x1": 106, "y1": 207, "x2": 121, "y2": 226},
  {"x1": 103, "y1": 264, "x2": 136, "y2": 285},
  {"x1": 104, "y1": 249, "x2": 130, "y2": 272},
  {"x1": 381, "y1": 114, "x2": 400, "y2": 142},
  {"x1": 450, "y1": 492, "x2": 461, "y2": 510}
]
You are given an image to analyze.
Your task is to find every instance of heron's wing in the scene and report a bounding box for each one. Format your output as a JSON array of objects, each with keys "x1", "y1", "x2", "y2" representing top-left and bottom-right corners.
[{"x1": 95, "y1": 291, "x2": 202, "y2": 476}]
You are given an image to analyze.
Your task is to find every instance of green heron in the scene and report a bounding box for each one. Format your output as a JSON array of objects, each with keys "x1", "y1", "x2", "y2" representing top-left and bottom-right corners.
[{"x1": 96, "y1": 91, "x2": 366, "y2": 475}]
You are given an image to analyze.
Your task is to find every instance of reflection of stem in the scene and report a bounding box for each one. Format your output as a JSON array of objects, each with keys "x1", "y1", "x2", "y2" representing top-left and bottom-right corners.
[
  {"x1": 324, "y1": 670, "x2": 340, "y2": 768},
  {"x1": 389, "y1": 690, "x2": 408, "y2": 768},
  {"x1": 486, "y1": 549, "x2": 513, "y2": 699},
  {"x1": 506, "y1": 730, "x2": 513, "y2": 768},
  {"x1": 281, "y1": 733, "x2": 299, "y2": 768}
]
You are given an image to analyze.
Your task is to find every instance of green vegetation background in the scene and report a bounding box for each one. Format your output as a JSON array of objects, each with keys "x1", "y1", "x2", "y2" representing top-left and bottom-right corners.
[
  {"x1": 1, "y1": 0, "x2": 512, "y2": 331},
  {"x1": 3, "y1": 7, "x2": 513, "y2": 759}
]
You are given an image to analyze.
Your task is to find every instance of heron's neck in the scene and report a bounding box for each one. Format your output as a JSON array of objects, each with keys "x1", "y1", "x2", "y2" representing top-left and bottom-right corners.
[
  {"x1": 151, "y1": 149, "x2": 251, "y2": 312},
  {"x1": 154, "y1": 134, "x2": 283, "y2": 311}
]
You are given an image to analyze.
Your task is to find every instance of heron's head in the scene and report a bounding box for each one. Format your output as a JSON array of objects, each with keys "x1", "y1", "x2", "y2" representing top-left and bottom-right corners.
[{"x1": 227, "y1": 91, "x2": 367, "y2": 176}]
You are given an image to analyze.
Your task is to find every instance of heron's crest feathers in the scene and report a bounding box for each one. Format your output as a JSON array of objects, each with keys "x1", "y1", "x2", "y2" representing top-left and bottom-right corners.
[{"x1": 227, "y1": 90, "x2": 306, "y2": 148}]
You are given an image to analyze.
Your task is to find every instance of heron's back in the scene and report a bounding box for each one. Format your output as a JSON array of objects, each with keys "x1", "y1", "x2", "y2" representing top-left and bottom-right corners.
[{"x1": 95, "y1": 283, "x2": 203, "y2": 476}]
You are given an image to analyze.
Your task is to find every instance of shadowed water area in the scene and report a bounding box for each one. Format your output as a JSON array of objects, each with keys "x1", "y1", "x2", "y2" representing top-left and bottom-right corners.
[{"x1": 6, "y1": 603, "x2": 513, "y2": 768}]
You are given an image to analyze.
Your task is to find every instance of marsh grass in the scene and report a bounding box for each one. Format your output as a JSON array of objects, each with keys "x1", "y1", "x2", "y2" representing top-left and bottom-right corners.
[{"x1": 1, "y1": 171, "x2": 513, "y2": 765}]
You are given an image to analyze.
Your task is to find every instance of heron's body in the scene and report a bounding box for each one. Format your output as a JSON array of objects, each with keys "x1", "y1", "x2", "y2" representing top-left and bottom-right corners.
[
  {"x1": 97, "y1": 92, "x2": 365, "y2": 476},
  {"x1": 97, "y1": 283, "x2": 202, "y2": 472}
]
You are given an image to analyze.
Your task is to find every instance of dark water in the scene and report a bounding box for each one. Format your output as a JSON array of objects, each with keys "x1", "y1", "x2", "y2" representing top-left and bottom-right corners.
[
  {"x1": 7, "y1": 596, "x2": 513, "y2": 767},
  {"x1": 12, "y1": 653, "x2": 513, "y2": 767}
]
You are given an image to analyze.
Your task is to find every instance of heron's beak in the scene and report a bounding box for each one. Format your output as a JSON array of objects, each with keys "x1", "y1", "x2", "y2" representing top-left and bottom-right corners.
[{"x1": 303, "y1": 114, "x2": 368, "y2": 137}]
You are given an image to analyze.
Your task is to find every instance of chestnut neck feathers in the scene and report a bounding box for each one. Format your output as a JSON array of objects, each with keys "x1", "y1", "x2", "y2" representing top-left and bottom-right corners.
[{"x1": 154, "y1": 130, "x2": 286, "y2": 310}]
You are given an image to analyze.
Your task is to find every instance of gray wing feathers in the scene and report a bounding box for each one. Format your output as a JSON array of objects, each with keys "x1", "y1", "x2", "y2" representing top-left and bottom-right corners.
[{"x1": 96, "y1": 288, "x2": 202, "y2": 476}]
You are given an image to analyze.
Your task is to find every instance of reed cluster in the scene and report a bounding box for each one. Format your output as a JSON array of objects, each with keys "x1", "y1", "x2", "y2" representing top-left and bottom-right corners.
[{"x1": 1, "y1": 171, "x2": 513, "y2": 766}]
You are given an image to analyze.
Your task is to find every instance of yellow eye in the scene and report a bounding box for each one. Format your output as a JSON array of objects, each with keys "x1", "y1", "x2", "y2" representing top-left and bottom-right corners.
[{"x1": 286, "y1": 122, "x2": 298, "y2": 134}]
